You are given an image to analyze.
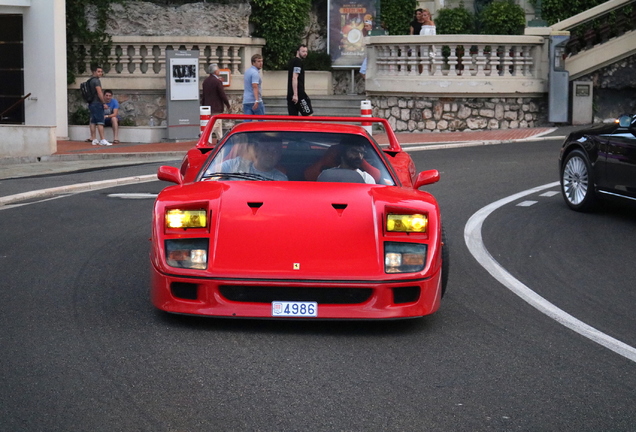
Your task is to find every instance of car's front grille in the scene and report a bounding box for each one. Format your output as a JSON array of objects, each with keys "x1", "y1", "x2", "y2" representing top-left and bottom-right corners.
[{"x1": 219, "y1": 285, "x2": 372, "y2": 304}]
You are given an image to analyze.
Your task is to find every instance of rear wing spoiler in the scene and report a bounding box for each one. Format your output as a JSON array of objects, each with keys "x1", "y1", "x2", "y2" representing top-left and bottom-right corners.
[{"x1": 197, "y1": 114, "x2": 402, "y2": 152}]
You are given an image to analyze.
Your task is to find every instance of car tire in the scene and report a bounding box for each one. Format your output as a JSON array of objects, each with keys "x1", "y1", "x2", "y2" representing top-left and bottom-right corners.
[
  {"x1": 441, "y1": 227, "x2": 449, "y2": 298},
  {"x1": 561, "y1": 149, "x2": 597, "y2": 212}
]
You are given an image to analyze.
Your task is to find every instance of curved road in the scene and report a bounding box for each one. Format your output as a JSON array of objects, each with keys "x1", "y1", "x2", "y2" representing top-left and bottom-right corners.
[{"x1": 0, "y1": 140, "x2": 634, "y2": 431}]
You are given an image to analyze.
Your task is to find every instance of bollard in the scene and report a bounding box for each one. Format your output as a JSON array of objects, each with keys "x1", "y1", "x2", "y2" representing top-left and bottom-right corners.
[
  {"x1": 200, "y1": 106, "x2": 211, "y2": 136},
  {"x1": 360, "y1": 100, "x2": 372, "y2": 135}
]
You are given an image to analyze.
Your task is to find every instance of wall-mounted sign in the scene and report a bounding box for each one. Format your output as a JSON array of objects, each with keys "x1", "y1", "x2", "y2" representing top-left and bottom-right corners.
[
  {"x1": 575, "y1": 84, "x2": 590, "y2": 97},
  {"x1": 328, "y1": 0, "x2": 376, "y2": 68},
  {"x1": 219, "y1": 69, "x2": 231, "y2": 87}
]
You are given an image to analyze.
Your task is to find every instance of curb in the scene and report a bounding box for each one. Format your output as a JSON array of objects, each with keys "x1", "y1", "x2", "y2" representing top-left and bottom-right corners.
[
  {"x1": 401, "y1": 135, "x2": 566, "y2": 151},
  {"x1": 0, "y1": 151, "x2": 186, "y2": 166},
  {"x1": 0, "y1": 174, "x2": 158, "y2": 207}
]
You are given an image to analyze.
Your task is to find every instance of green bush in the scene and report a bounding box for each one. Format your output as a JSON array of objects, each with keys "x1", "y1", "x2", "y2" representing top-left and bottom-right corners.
[
  {"x1": 304, "y1": 51, "x2": 332, "y2": 71},
  {"x1": 250, "y1": 0, "x2": 312, "y2": 70},
  {"x1": 381, "y1": 0, "x2": 417, "y2": 35},
  {"x1": 479, "y1": 0, "x2": 526, "y2": 35},
  {"x1": 536, "y1": 0, "x2": 603, "y2": 25},
  {"x1": 120, "y1": 117, "x2": 135, "y2": 126},
  {"x1": 436, "y1": 2, "x2": 475, "y2": 34},
  {"x1": 70, "y1": 107, "x2": 90, "y2": 125}
]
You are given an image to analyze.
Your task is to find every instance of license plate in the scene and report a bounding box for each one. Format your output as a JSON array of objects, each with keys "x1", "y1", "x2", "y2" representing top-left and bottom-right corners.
[{"x1": 272, "y1": 301, "x2": 317, "y2": 317}]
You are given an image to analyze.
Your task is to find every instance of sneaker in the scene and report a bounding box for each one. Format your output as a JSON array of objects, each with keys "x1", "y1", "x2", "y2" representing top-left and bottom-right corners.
[
  {"x1": 99, "y1": 139, "x2": 112, "y2": 146},
  {"x1": 91, "y1": 139, "x2": 99, "y2": 146}
]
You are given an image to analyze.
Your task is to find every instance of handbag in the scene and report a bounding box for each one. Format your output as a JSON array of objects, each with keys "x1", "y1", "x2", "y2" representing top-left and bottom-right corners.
[{"x1": 297, "y1": 96, "x2": 313, "y2": 116}]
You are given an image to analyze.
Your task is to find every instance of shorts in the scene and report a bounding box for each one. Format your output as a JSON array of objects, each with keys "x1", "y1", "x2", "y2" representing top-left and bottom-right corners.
[
  {"x1": 89, "y1": 102, "x2": 105, "y2": 125},
  {"x1": 104, "y1": 117, "x2": 119, "y2": 127}
]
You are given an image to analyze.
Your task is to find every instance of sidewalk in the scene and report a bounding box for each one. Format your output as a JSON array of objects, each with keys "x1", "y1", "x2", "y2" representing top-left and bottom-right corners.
[{"x1": 0, "y1": 126, "x2": 572, "y2": 180}]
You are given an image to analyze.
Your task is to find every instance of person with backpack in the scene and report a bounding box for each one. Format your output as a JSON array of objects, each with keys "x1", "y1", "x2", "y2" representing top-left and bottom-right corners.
[{"x1": 85, "y1": 65, "x2": 111, "y2": 146}]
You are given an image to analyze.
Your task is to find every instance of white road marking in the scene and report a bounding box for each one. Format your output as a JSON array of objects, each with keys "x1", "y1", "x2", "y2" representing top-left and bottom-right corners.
[
  {"x1": 107, "y1": 193, "x2": 158, "y2": 199},
  {"x1": 0, "y1": 195, "x2": 69, "y2": 211},
  {"x1": 540, "y1": 191, "x2": 560, "y2": 197},
  {"x1": 516, "y1": 200, "x2": 537, "y2": 207},
  {"x1": 465, "y1": 181, "x2": 636, "y2": 363}
]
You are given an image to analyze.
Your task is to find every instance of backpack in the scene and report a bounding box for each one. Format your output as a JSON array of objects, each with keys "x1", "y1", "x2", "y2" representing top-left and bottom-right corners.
[{"x1": 80, "y1": 77, "x2": 96, "y2": 103}]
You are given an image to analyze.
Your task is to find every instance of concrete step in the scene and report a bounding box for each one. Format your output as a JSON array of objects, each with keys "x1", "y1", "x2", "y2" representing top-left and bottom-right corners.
[{"x1": 262, "y1": 95, "x2": 367, "y2": 117}]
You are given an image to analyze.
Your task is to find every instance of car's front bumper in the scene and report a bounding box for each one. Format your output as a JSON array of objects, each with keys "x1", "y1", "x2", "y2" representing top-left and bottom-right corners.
[{"x1": 151, "y1": 266, "x2": 442, "y2": 319}]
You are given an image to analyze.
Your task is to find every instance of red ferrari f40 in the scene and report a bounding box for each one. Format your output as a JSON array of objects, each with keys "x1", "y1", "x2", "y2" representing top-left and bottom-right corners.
[{"x1": 151, "y1": 115, "x2": 448, "y2": 319}]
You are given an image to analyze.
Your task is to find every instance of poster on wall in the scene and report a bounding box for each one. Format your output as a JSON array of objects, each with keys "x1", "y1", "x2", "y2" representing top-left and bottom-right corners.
[
  {"x1": 328, "y1": 0, "x2": 376, "y2": 68},
  {"x1": 169, "y1": 57, "x2": 199, "y2": 101}
]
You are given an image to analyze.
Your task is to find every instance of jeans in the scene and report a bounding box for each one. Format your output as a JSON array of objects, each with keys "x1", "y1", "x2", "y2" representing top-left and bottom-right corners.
[{"x1": 243, "y1": 102, "x2": 265, "y2": 116}]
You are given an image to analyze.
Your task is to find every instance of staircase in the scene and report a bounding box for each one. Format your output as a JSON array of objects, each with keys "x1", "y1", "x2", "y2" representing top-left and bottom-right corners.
[
  {"x1": 553, "y1": 0, "x2": 636, "y2": 79},
  {"x1": 262, "y1": 95, "x2": 367, "y2": 117}
]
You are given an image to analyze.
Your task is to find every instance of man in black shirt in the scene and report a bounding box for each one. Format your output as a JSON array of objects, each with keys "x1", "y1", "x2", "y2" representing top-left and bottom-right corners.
[{"x1": 287, "y1": 44, "x2": 313, "y2": 116}]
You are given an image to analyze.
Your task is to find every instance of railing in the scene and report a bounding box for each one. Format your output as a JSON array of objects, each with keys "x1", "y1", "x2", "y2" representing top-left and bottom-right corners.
[
  {"x1": 550, "y1": 0, "x2": 636, "y2": 79},
  {"x1": 364, "y1": 35, "x2": 549, "y2": 96},
  {"x1": 557, "y1": 0, "x2": 636, "y2": 56},
  {"x1": 70, "y1": 36, "x2": 265, "y2": 91}
]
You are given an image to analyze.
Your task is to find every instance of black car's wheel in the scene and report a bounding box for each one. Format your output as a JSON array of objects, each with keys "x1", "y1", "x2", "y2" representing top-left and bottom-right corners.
[
  {"x1": 441, "y1": 227, "x2": 449, "y2": 298},
  {"x1": 561, "y1": 149, "x2": 597, "y2": 212}
]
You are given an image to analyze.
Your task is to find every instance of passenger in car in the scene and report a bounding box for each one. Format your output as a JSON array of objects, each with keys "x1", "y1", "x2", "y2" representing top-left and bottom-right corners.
[
  {"x1": 317, "y1": 143, "x2": 376, "y2": 184},
  {"x1": 304, "y1": 138, "x2": 381, "y2": 182}
]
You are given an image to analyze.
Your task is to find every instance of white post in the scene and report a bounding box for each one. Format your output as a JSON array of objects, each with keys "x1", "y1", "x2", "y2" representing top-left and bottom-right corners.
[
  {"x1": 360, "y1": 100, "x2": 372, "y2": 135},
  {"x1": 200, "y1": 106, "x2": 211, "y2": 137}
]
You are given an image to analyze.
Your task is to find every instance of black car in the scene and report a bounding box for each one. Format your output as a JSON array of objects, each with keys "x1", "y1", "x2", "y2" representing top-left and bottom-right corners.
[{"x1": 559, "y1": 114, "x2": 636, "y2": 211}]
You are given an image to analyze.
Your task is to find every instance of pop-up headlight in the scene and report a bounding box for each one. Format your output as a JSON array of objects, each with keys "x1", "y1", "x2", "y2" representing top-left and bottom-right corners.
[
  {"x1": 165, "y1": 239, "x2": 208, "y2": 270},
  {"x1": 385, "y1": 242, "x2": 427, "y2": 273}
]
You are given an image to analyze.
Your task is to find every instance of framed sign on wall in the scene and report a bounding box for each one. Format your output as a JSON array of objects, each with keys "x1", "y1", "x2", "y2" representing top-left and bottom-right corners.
[{"x1": 219, "y1": 69, "x2": 231, "y2": 87}]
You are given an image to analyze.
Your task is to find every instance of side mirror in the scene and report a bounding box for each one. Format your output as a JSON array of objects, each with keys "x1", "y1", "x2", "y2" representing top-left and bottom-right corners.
[
  {"x1": 414, "y1": 169, "x2": 440, "y2": 189},
  {"x1": 617, "y1": 114, "x2": 632, "y2": 128},
  {"x1": 157, "y1": 166, "x2": 182, "y2": 185}
]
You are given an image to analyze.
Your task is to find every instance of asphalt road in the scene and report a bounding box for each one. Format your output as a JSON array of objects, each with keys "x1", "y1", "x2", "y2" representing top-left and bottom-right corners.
[{"x1": 1, "y1": 140, "x2": 634, "y2": 431}]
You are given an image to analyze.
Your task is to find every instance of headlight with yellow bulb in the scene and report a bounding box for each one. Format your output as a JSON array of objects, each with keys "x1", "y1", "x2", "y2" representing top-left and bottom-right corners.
[
  {"x1": 165, "y1": 209, "x2": 207, "y2": 229},
  {"x1": 386, "y1": 213, "x2": 428, "y2": 233}
]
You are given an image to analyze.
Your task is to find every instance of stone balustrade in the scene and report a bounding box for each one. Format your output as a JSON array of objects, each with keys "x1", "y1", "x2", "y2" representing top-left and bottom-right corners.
[
  {"x1": 364, "y1": 35, "x2": 549, "y2": 97},
  {"x1": 69, "y1": 36, "x2": 265, "y2": 92}
]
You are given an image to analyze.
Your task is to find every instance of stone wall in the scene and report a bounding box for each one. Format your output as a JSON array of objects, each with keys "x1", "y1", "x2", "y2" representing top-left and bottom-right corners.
[
  {"x1": 577, "y1": 53, "x2": 636, "y2": 122},
  {"x1": 70, "y1": 1, "x2": 252, "y2": 127},
  {"x1": 69, "y1": 90, "x2": 245, "y2": 127},
  {"x1": 88, "y1": 1, "x2": 251, "y2": 37},
  {"x1": 370, "y1": 96, "x2": 547, "y2": 132}
]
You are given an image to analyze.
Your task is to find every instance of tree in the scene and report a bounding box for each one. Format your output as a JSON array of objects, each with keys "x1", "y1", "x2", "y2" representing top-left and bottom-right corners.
[{"x1": 250, "y1": 0, "x2": 312, "y2": 70}]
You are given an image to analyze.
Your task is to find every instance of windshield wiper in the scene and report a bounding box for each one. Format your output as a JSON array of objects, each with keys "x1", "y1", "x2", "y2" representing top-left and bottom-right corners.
[{"x1": 202, "y1": 172, "x2": 272, "y2": 181}]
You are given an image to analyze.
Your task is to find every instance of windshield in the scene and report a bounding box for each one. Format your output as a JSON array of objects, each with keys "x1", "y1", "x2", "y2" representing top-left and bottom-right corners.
[{"x1": 201, "y1": 131, "x2": 395, "y2": 185}]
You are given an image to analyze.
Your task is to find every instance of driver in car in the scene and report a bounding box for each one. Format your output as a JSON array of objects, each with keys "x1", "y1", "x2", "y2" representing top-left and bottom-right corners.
[{"x1": 220, "y1": 136, "x2": 288, "y2": 181}]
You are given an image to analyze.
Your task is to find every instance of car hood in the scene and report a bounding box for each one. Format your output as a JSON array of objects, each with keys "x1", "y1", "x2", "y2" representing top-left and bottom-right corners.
[
  {"x1": 158, "y1": 180, "x2": 437, "y2": 279},
  {"x1": 566, "y1": 122, "x2": 618, "y2": 141}
]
